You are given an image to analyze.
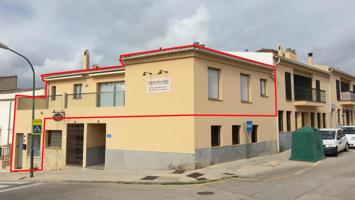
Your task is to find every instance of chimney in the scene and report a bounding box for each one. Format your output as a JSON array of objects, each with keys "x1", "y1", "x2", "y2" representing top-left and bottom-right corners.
[
  {"x1": 277, "y1": 46, "x2": 285, "y2": 57},
  {"x1": 285, "y1": 48, "x2": 297, "y2": 61},
  {"x1": 307, "y1": 53, "x2": 313, "y2": 65},
  {"x1": 83, "y1": 49, "x2": 90, "y2": 69}
]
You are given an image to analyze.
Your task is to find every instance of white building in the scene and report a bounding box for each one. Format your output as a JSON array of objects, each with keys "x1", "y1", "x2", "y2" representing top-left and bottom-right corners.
[{"x1": 0, "y1": 88, "x2": 44, "y2": 146}]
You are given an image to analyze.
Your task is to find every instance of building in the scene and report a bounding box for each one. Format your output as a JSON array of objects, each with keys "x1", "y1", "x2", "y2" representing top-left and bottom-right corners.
[
  {"x1": 11, "y1": 44, "x2": 278, "y2": 171},
  {"x1": 11, "y1": 44, "x2": 355, "y2": 172},
  {"x1": 0, "y1": 76, "x2": 44, "y2": 146}
]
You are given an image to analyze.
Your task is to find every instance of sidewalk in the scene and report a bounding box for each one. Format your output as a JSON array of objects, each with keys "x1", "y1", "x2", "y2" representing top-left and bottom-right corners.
[{"x1": 0, "y1": 150, "x2": 320, "y2": 185}]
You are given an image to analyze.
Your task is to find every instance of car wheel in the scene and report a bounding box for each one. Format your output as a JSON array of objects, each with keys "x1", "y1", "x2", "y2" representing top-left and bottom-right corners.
[
  {"x1": 334, "y1": 147, "x2": 338, "y2": 157},
  {"x1": 344, "y1": 144, "x2": 349, "y2": 152}
]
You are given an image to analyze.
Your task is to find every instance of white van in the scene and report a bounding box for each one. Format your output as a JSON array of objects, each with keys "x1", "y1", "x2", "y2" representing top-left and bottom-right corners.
[
  {"x1": 319, "y1": 128, "x2": 348, "y2": 156},
  {"x1": 342, "y1": 126, "x2": 355, "y2": 148}
]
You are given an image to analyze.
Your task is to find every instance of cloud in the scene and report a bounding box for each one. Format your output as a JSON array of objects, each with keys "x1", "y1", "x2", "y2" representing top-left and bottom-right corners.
[
  {"x1": 0, "y1": 0, "x2": 355, "y2": 88},
  {"x1": 146, "y1": 6, "x2": 210, "y2": 48}
]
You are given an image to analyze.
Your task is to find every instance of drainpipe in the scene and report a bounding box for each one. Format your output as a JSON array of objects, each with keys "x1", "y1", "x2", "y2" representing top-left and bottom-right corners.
[
  {"x1": 329, "y1": 68, "x2": 334, "y2": 128},
  {"x1": 7, "y1": 99, "x2": 13, "y2": 145},
  {"x1": 274, "y1": 56, "x2": 281, "y2": 152}
]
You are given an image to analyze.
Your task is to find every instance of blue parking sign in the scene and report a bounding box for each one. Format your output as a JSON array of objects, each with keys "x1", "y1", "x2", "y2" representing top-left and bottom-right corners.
[{"x1": 246, "y1": 120, "x2": 253, "y2": 133}]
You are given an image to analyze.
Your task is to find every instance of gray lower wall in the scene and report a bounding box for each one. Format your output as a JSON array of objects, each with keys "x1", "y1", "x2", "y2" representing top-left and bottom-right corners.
[
  {"x1": 105, "y1": 149, "x2": 195, "y2": 170},
  {"x1": 87, "y1": 146, "x2": 105, "y2": 166},
  {"x1": 279, "y1": 132, "x2": 293, "y2": 152},
  {"x1": 104, "y1": 141, "x2": 278, "y2": 170},
  {"x1": 195, "y1": 141, "x2": 278, "y2": 168}
]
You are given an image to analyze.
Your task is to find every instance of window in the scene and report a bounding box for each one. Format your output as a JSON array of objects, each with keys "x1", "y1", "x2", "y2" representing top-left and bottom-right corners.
[
  {"x1": 260, "y1": 79, "x2": 267, "y2": 96},
  {"x1": 251, "y1": 125, "x2": 258, "y2": 143},
  {"x1": 73, "y1": 84, "x2": 82, "y2": 99},
  {"x1": 211, "y1": 126, "x2": 221, "y2": 147},
  {"x1": 310, "y1": 112, "x2": 315, "y2": 128},
  {"x1": 28, "y1": 134, "x2": 41, "y2": 157},
  {"x1": 47, "y1": 130, "x2": 62, "y2": 148},
  {"x1": 240, "y1": 74, "x2": 250, "y2": 102},
  {"x1": 98, "y1": 81, "x2": 125, "y2": 107},
  {"x1": 285, "y1": 72, "x2": 292, "y2": 100},
  {"x1": 336, "y1": 80, "x2": 340, "y2": 100},
  {"x1": 286, "y1": 111, "x2": 292, "y2": 132},
  {"x1": 232, "y1": 125, "x2": 240, "y2": 145},
  {"x1": 51, "y1": 86, "x2": 56, "y2": 100},
  {"x1": 317, "y1": 113, "x2": 321, "y2": 128},
  {"x1": 337, "y1": 109, "x2": 341, "y2": 125},
  {"x1": 208, "y1": 68, "x2": 220, "y2": 100},
  {"x1": 323, "y1": 113, "x2": 326, "y2": 128},
  {"x1": 278, "y1": 111, "x2": 284, "y2": 131},
  {"x1": 295, "y1": 112, "x2": 299, "y2": 129}
]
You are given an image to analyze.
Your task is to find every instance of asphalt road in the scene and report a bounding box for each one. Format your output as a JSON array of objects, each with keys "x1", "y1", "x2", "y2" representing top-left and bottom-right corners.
[{"x1": 1, "y1": 150, "x2": 355, "y2": 200}]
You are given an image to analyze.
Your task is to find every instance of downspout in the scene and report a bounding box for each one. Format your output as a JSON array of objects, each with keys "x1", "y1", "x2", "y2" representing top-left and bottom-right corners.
[
  {"x1": 7, "y1": 99, "x2": 13, "y2": 145},
  {"x1": 274, "y1": 56, "x2": 281, "y2": 152},
  {"x1": 328, "y1": 68, "x2": 333, "y2": 128}
]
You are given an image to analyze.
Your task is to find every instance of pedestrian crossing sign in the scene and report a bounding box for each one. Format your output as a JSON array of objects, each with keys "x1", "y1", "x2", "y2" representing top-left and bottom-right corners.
[{"x1": 32, "y1": 119, "x2": 42, "y2": 135}]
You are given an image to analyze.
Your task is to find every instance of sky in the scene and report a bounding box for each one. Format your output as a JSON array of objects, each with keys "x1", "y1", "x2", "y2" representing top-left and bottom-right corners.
[{"x1": 0, "y1": 0, "x2": 355, "y2": 88}]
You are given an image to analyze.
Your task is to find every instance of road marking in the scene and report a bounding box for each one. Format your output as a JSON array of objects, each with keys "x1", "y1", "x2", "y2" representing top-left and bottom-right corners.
[
  {"x1": 0, "y1": 183, "x2": 42, "y2": 193},
  {"x1": 0, "y1": 185, "x2": 10, "y2": 188},
  {"x1": 0, "y1": 182, "x2": 27, "y2": 185}
]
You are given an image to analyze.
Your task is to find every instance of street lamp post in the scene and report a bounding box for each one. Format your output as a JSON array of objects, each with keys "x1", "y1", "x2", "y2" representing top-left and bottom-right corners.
[{"x1": 0, "y1": 42, "x2": 36, "y2": 177}]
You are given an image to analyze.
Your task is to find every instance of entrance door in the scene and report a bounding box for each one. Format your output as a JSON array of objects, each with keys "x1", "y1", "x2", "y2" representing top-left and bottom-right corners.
[
  {"x1": 66, "y1": 124, "x2": 84, "y2": 165},
  {"x1": 251, "y1": 125, "x2": 258, "y2": 143},
  {"x1": 15, "y1": 133, "x2": 24, "y2": 169}
]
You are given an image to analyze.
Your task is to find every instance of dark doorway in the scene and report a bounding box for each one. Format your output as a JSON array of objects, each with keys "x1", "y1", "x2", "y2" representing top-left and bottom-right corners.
[
  {"x1": 66, "y1": 124, "x2": 84, "y2": 166},
  {"x1": 251, "y1": 125, "x2": 258, "y2": 143}
]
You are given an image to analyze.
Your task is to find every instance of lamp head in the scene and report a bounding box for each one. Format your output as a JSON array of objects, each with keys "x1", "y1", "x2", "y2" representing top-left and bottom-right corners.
[{"x1": 0, "y1": 42, "x2": 9, "y2": 50}]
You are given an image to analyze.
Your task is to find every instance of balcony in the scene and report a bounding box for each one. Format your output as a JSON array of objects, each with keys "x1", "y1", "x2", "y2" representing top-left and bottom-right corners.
[
  {"x1": 16, "y1": 95, "x2": 63, "y2": 110},
  {"x1": 66, "y1": 91, "x2": 125, "y2": 108},
  {"x1": 340, "y1": 91, "x2": 355, "y2": 106},
  {"x1": 294, "y1": 87, "x2": 326, "y2": 107},
  {"x1": 16, "y1": 91, "x2": 125, "y2": 110}
]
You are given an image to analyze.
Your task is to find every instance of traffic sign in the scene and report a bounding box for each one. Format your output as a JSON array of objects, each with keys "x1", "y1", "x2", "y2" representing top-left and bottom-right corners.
[
  {"x1": 32, "y1": 119, "x2": 42, "y2": 135},
  {"x1": 246, "y1": 120, "x2": 253, "y2": 133}
]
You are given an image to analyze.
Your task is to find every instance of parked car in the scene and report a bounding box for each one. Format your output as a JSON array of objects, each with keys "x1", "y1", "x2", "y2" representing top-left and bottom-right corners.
[
  {"x1": 319, "y1": 128, "x2": 348, "y2": 156},
  {"x1": 342, "y1": 126, "x2": 355, "y2": 148}
]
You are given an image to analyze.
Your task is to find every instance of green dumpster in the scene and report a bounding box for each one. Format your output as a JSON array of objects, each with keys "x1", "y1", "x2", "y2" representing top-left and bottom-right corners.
[{"x1": 290, "y1": 127, "x2": 325, "y2": 162}]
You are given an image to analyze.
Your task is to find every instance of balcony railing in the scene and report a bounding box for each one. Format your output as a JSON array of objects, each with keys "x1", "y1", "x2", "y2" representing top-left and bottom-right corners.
[
  {"x1": 340, "y1": 91, "x2": 355, "y2": 101},
  {"x1": 294, "y1": 87, "x2": 326, "y2": 103},
  {"x1": 66, "y1": 91, "x2": 125, "y2": 108},
  {"x1": 17, "y1": 95, "x2": 63, "y2": 110},
  {"x1": 17, "y1": 92, "x2": 125, "y2": 110}
]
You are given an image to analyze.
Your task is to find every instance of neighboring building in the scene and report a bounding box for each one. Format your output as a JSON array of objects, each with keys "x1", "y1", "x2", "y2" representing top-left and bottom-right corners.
[
  {"x1": 0, "y1": 76, "x2": 44, "y2": 147},
  {"x1": 11, "y1": 45, "x2": 278, "y2": 171},
  {"x1": 231, "y1": 47, "x2": 355, "y2": 151}
]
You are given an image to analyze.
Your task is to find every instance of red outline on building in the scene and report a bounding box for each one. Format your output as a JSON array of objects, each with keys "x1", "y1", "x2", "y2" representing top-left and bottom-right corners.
[{"x1": 10, "y1": 43, "x2": 278, "y2": 172}]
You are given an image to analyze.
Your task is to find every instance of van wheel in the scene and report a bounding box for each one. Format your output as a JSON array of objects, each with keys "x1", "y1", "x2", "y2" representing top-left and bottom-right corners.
[
  {"x1": 344, "y1": 144, "x2": 349, "y2": 152},
  {"x1": 334, "y1": 147, "x2": 338, "y2": 157}
]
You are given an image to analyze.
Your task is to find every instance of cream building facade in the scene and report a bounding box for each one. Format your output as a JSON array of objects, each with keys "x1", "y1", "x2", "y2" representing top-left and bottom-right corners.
[{"x1": 11, "y1": 44, "x2": 278, "y2": 171}]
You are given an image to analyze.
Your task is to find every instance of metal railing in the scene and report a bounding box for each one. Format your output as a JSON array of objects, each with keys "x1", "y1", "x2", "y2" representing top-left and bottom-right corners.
[
  {"x1": 16, "y1": 91, "x2": 125, "y2": 110},
  {"x1": 16, "y1": 95, "x2": 63, "y2": 110},
  {"x1": 340, "y1": 91, "x2": 355, "y2": 101},
  {"x1": 294, "y1": 87, "x2": 326, "y2": 103},
  {"x1": 66, "y1": 91, "x2": 125, "y2": 108},
  {"x1": 0, "y1": 146, "x2": 10, "y2": 161}
]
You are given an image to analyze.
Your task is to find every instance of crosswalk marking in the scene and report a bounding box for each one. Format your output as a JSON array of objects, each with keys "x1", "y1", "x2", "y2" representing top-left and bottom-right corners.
[
  {"x1": 0, "y1": 183, "x2": 42, "y2": 193},
  {"x1": 0, "y1": 185, "x2": 10, "y2": 188}
]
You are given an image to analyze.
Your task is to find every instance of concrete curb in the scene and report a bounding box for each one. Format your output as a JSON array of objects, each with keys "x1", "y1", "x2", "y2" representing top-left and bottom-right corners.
[{"x1": 24, "y1": 175, "x2": 240, "y2": 186}]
